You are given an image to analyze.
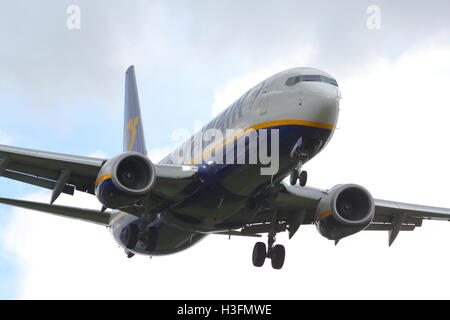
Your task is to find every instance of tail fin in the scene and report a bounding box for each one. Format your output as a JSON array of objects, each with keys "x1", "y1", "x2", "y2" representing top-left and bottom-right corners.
[{"x1": 123, "y1": 65, "x2": 147, "y2": 155}]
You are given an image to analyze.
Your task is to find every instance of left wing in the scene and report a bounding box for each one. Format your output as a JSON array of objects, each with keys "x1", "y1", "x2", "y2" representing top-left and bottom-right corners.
[
  {"x1": 0, "y1": 143, "x2": 200, "y2": 223},
  {"x1": 236, "y1": 182, "x2": 450, "y2": 244},
  {"x1": 0, "y1": 144, "x2": 199, "y2": 202},
  {"x1": 0, "y1": 197, "x2": 111, "y2": 225},
  {"x1": 0, "y1": 144, "x2": 106, "y2": 197}
]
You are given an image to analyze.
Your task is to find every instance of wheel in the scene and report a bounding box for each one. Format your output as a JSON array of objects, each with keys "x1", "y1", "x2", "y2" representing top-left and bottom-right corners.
[
  {"x1": 270, "y1": 244, "x2": 286, "y2": 270},
  {"x1": 289, "y1": 170, "x2": 299, "y2": 185},
  {"x1": 122, "y1": 224, "x2": 139, "y2": 249},
  {"x1": 299, "y1": 170, "x2": 308, "y2": 187},
  {"x1": 252, "y1": 242, "x2": 267, "y2": 267}
]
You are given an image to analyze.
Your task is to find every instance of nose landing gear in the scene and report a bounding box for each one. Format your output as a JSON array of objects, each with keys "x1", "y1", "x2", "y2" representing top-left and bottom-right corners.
[{"x1": 289, "y1": 169, "x2": 308, "y2": 187}]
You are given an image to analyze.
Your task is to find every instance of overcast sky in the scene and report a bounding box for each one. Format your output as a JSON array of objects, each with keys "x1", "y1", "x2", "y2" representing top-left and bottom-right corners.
[{"x1": 1, "y1": 1, "x2": 450, "y2": 299}]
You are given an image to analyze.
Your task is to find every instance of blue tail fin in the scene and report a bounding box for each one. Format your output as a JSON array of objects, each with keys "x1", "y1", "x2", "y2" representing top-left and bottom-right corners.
[{"x1": 123, "y1": 65, "x2": 147, "y2": 155}]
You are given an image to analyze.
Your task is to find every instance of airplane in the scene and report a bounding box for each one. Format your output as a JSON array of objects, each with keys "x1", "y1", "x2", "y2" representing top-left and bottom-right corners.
[{"x1": 1, "y1": 65, "x2": 450, "y2": 270}]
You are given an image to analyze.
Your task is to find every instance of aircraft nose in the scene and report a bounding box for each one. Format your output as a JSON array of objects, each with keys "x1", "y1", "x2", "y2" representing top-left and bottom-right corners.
[{"x1": 303, "y1": 85, "x2": 340, "y2": 126}]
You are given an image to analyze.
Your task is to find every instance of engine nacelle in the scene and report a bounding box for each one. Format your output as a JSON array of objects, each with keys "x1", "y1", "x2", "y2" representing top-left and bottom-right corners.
[
  {"x1": 315, "y1": 184, "x2": 374, "y2": 240},
  {"x1": 95, "y1": 152, "x2": 156, "y2": 209}
]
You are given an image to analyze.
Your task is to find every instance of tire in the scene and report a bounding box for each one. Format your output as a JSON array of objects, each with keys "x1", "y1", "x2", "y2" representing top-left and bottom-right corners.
[
  {"x1": 290, "y1": 170, "x2": 299, "y2": 186},
  {"x1": 270, "y1": 244, "x2": 286, "y2": 270},
  {"x1": 122, "y1": 224, "x2": 139, "y2": 250},
  {"x1": 299, "y1": 170, "x2": 308, "y2": 187},
  {"x1": 252, "y1": 242, "x2": 267, "y2": 267}
]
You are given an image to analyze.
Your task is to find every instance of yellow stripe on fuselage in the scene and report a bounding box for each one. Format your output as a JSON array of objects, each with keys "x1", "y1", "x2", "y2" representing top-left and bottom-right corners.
[
  {"x1": 95, "y1": 173, "x2": 112, "y2": 186},
  {"x1": 109, "y1": 211, "x2": 128, "y2": 226},
  {"x1": 315, "y1": 210, "x2": 333, "y2": 221},
  {"x1": 251, "y1": 119, "x2": 335, "y2": 131},
  {"x1": 188, "y1": 119, "x2": 335, "y2": 165}
]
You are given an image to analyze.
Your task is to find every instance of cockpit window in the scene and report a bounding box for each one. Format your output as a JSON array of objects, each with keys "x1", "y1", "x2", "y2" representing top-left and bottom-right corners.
[
  {"x1": 285, "y1": 76, "x2": 301, "y2": 87},
  {"x1": 285, "y1": 74, "x2": 339, "y2": 87},
  {"x1": 322, "y1": 76, "x2": 338, "y2": 87},
  {"x1": 301, "y1": 75, "x2": 322, "y2": 82}
]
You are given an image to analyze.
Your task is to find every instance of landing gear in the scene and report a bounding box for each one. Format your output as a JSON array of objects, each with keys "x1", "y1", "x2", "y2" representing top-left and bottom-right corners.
[
  {"x1": 251, "y1": 235, "x2": 286, "y2": 269},
  {"x1": 289, "y1": 170, "x2": 299, "y2": 185},
  {"x1": 299, "y1": 170, "x2": 308, "y2": 187},
  {"x1": 252, "y1": 242, "x2": 267, "y2": 267},
  {"x1": 289, "y1": 169, "x2": 307, "y2": 187},
  {"x1": 270, "y1": 244, "x2": 285, "y2": 270}
]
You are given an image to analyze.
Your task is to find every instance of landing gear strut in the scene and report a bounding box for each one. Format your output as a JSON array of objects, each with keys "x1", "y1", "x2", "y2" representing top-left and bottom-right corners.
[
  {"x1": 252, "y1": 228, "x2": 286, "y2": 269},
  {"x1": 289, "y1": 169, "x2": 307, "y2": 187}
]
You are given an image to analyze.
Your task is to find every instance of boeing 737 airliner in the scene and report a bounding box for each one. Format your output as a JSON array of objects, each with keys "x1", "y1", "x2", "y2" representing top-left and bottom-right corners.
[{"x1": 1, "y1": 66, "x2": 449, "y2": 269}]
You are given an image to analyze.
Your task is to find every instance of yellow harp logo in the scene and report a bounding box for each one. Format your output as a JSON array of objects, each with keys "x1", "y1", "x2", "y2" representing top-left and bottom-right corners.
[{"x1": 127, "y1": 117, "x2": 139, "y2": 151}]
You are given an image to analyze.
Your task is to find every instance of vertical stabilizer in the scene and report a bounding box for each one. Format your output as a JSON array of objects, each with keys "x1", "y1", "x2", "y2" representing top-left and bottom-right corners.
[{"x1": 124, "y1": 65, "x2": 147, "y2": 155}]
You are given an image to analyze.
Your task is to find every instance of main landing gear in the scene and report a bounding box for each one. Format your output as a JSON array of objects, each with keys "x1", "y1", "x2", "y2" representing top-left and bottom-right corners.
[
  {"x1": 289, "y1": 169, "x2": 307, "y2": 187},
  {"x1": 252, "y1": 234, "x2": 286, "y2": 270}
]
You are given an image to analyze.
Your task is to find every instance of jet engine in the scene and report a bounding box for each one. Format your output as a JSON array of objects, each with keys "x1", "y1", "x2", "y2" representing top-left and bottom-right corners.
[
  {"x1": 315, "y1": 184, "x2": 374, "y2": 240},
  {"x1": 95, "y1": 152, "x2": 156, "y2": 209}
]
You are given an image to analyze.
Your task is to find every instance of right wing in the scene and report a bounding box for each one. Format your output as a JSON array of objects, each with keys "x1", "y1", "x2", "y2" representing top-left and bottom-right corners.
[
  {"x1": 234, "y1": 182, "x2": 450, "y2": 244},
  {"x1": 370, "y1": 199, "x2": 450, "y2": 245}
]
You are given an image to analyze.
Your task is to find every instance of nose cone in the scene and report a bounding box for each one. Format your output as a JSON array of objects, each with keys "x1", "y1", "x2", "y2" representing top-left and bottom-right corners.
[{"x1": 302, "y1": 83, "x2": 340, "y2": 127}]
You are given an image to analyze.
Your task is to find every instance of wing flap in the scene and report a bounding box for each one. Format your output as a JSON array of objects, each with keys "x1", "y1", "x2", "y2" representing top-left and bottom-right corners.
[
  {"x1": 0, "y1": 197, "x2": 111, "y2": 225},
  {"x1": 374, "y1": 199, "x2": 450, "y2": 221},
  {"x1": 2, "y1": 170, "x2": 75, "y2": 195}
]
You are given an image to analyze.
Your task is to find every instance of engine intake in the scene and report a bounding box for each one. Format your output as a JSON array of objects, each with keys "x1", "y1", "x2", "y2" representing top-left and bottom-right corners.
[
  {"x1": 315, "y1": 184, "x2": 374, "y2": 240},
  {"x1": 116, "y1": 154, "x2": 154, "y2": 193},
  {"x1": 95, "y1": 152, "x2": 156, "y2": 209}
]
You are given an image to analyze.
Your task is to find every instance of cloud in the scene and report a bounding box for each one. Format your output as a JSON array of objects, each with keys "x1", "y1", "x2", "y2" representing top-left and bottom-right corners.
[
  {"x1": 3, "y1": 1, "x2": 450, "y2": 117},
  {"x1": 0, "y1": 1, "x2": 178, "y2": 118},
  {"x1": 148, "y1": 146, "x2": 175, "y2": 163},
  {"x1": 3, "y1": 187, "x2": 450, "y2": 299},
  {"x1": 87, "y1": 150, "x2": 109, "y2": 159},
  {"x1": 3, "y1": 42, "x2": 450, "y2": 299},
  {"x1": 3, "y1": 1, "x2": 450, "y2": 300},
  {"x1": 211, "y1": 47, "x2": 316, "y2": 116},
  {"x1": 0, "y1": 131, "x2": 14, "y2": 145}
]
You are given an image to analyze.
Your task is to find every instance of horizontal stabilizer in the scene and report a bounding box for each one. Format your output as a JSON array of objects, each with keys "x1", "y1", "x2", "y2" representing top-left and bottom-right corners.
[{"x1": 0, "y1": 197, "x2": 111, "y2": 226}]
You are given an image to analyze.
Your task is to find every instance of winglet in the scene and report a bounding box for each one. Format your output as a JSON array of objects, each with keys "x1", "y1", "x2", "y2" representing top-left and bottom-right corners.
[{"x1": 124, "y1": 65, "x2": 147, "y2": 155}]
